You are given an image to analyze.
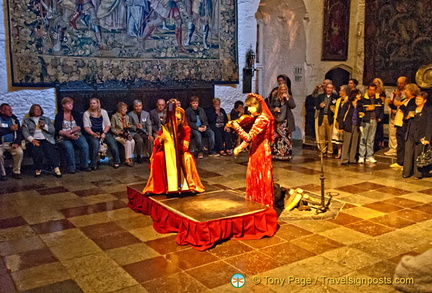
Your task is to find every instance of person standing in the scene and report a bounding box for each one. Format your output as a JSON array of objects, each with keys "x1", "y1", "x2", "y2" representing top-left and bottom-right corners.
[
  {"x1": 316, "y1": 83, "x2": 338, "y2": 156},
  {"x1": 128, "y1": 100, "x2": 154, "y2": 163},
  {"x1": 358, "y1": 84, "x2": 383, "y2": 163},
  {"x1": 0, "y1": 103, "x2": 23, "y2": 180},
  {"x1": 386, "y1": 76, "x2": 407, "y2": 160}
]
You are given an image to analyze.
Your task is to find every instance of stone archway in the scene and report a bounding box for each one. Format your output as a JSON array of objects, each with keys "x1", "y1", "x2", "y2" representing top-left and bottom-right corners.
[
  {"x1": 255, "y1": 0, "x2": 307, "y2": 139},
  {"x1": 325, "y1": 65, "x2": 352, "y2": 90}
]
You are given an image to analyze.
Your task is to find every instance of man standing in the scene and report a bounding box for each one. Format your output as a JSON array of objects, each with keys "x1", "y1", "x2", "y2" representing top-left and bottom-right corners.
[
  {"x1": 385, "y1": 76, "x2": 407, "y2": 159},
  {"x1": 315, "y1": 83, "x2": 338, "y2": 156},
  {"x1": 0, "y1": 104, "x2": 24, "y2": 180},
  {"x1": 185, "y1": 96, "x2": 218, "y2": 158},
  {"x1": 150, "y1": 99, "x2": 165, "y2": 138},
  {"x1": 128, "y1": 100, "x2": 154, "y2": 163},
  {"x1": 358, "y1": 84, "x2": 383, "y2": 163}
]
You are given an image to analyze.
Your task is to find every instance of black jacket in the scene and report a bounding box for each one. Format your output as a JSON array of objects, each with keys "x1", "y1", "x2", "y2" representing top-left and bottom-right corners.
[
  {"x1": 337, "y1": 102, "x2": 360, "y2": 132},
  {"x1": 185, "y1": 107, "x2": 209, "y2": 130},
  {"x1": 406, "y1": 106, "x2": 432, "y2": 143},
  {"x1": 315, "y1": 93, "x2": 338, "y2": 126},
  {"x1": 0, "y1": 114, "x2": 23, "y2": 145},
  {"x1": 270, "y1": 96, "x2": 296, "y2": 131},
  {"x1": 54, "y1": 110, "x2": 84, "y2": 137},
  {"x1": 359, "y1": 94, "x2": 383, "y2": 123},
  {"x1": 205, "y1": 107, "x2": 228, "y2": 128}
]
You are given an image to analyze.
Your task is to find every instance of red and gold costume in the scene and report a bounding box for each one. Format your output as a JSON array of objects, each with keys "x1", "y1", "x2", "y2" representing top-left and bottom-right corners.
[
  {"x1": 143, "y1": 101, "x2": 204, "y2": 194},
  {"x1": 231, "y1": 94, "x2": 275, "y2": 206}
]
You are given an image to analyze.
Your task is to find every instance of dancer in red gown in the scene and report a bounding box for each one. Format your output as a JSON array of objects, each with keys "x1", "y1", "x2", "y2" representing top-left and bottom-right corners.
[
  {"x1": 143, "y1": 99, "x2": 204, "y2": 194},
  {"x1": 227, "y1": 93, "x2": 275, "y2": 206}
]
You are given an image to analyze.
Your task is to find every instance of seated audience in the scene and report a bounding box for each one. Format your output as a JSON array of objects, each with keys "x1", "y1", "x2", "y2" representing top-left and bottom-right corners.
[
  {"x1": 83, "y1": 98, "x2": 120, "y2": 169},
  {"x1": 54, "y1": 97, "x2": 90, "y2": 174},
  {"x1": 185, "y1": 96, "x2": 218, "y2": 158},
  {"x1": 206, "y1": 98, "x2": 232, "y2": 156},
  {"x1": 230, "y1": 100, "x2": 245, "y2": 148},
  {"x1": 150, "y1": 99, "x2": 166, "y2": 138},
  {"x1": 128, "y1": 100, "x2": 154, "y2": 163},
  {"x1": 0, "y1": 103, "x2": 24, "y2": 180},
  {"x1": 22, "y1": 104, "x2": 62, "y2": 177},
  {"x1": 111, "y1": 102, "x2": 136, "y2": 167}
]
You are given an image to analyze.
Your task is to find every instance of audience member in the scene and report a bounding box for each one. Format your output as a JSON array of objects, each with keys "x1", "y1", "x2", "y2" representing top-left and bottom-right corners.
[
  {"x1": 111, "y1": 102, "x2": 136, "y2": 167},
  {"x1": 185, "y1": 96, "x2": 218, "y2": 158},
  {"x1": 391, "y1": 83, "x2": 418, "y2": 168},
  {"x1": 338, "y1": 89, "x2": 362, "y2": 165},
  {"x1": 54, "y1": 97, "x2": 91, "y2": 174},
  {"x1": 402, "y1": 92, "x2": 431, "y2": 179},
  {"x1": 386, "y1": 76, "x2": 407, "y2": 160},
  {"x1": 373, "y1": 77, "x2": 387, "y2": 151},
  {"x1": 229, "y1": 100, "x2": 244, "y2": 148},
  {"x1": 83, "y1": 98, "x2": 120, "y2": 169},
  {"x1": 150, "y1": 99, "x2": 166, "y2": 138},
  {"x1": 347, "y1": 78, "x2": 359, "y2": 96},
  {"x1": 358, "y1": 84, "x2": 383, "y2": 163},
  {"x1": 270, "y1": 83, "x2": 296, "y2": 160},
  {"x1": 332, "y1": 85, "x2": 348, "y2": 159},
  {"x1": 205, "y1": 98, "x2": 232, "y2": 156},
  {"x1": 316, "y1": 83, "x2": 338, "y2": 156},
  {"x1": 22, "y1": 104, "x2": 62, "y2": 177},
  {"x1": 128, "y1": 100, "x2": 154, "y2": 163},
  {"x1": 0, "y1": 103, "x2": 24, "y2": 180}
]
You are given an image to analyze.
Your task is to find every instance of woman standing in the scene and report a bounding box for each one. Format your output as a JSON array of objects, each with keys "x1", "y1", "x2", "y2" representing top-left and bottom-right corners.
[
  {"x1": 228, "y1": 93, "x2": 275, "y2": 206},
  {"x1": 205, "y1": 98, "x2": 232, "y2": 156},
  {"x1": 332, "y1": 85, "x2": 349, "y2": 159},
  {"x1": 373, "y1": 78, "x2": 387, "y2": 150},
  {"x1": 111, "y1": 102, "x2": 135, "y2": 167},
  {"x1": 22, "y1": 104, "x2": 62, "y2": 177},
  {"x1": 83, "y1": 98, "x2": 121, "y2": 169},
  {"x1": 270, "y1": 83, "x2": 296, "y2": 160},
  {"x1": 54, "y1": 97, "x2": 90, "y2": 174},
  {"x1": 402, "y1": 93, "x2": 432, "y2": 179},
  {"x1": 338, "y1": 90, "x2": 362, "y2": 165}
]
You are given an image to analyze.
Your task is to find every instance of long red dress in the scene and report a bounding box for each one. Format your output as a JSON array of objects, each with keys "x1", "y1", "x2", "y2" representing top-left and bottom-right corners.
[
  {"x1": 233, "y1": 114, "x2": 274, "y2": 206},
  {"x1": 143, "y1": 124, "x2": 205, "y2": 194}
]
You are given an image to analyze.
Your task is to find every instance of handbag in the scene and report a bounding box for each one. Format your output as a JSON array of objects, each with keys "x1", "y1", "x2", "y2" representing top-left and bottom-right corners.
[
  {"x1": 98, "y1": 139, "x2": 108, "y2": 159},
  {"x1": 416, "y1": 145, "x2": 432, "y2": 168}
]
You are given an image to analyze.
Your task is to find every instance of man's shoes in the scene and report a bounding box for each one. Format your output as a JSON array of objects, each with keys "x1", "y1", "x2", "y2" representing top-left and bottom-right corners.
[
  {"x1": 358, "y1": 157, "x2": 365, "y2": 164},
  {"x1": 208, "y1": 152, "x2": 220, "y2": 157},
  {"x1": 0, "y1": 175, "x2": 7, "y2": 181},
  {"x1": 366, "y1": 157, "x2": 377, "y2": 163},
  {"x1": 197, "y1": 152, "x2": 204, "y2": 159},
  {"x1": 80, "y1": 167, "x2": 92, "y2": 172},
  {"x1": 390, "y1": 163, "x2": 402, "y2": 168},
  {"x1": 12, "y1": 173, "x2": 22, "y2": 179},
  {"x1": 384, "y1": 150, "x2": 396, "y2": 156}
]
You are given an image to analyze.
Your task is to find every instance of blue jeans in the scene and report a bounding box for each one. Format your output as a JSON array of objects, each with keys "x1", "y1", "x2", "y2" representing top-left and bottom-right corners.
[
  {"x1": 191, "y1": 128, "x2": 215, "y2": 152},
  {"x1": 59, "y1": 135, "x2": 89, "y2": 172},
  {"x1": 359, "y1": 119, "x2": 377, "y2": 158},
  {"x1": 85, "y1": 133, "x2": 120, "y2": 168}
]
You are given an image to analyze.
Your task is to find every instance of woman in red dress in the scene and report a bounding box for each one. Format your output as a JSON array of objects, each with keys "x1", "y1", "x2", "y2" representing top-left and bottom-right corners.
[
  {"x1": 228, "y1": 93, "x2": 275, "y2": 206},
  {"x1": 143, "y1": 99, "x2": 205, "y2": 194}
]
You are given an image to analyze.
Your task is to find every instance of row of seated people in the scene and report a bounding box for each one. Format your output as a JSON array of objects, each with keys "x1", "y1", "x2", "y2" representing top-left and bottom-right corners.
[{"x1": 0, "y1": 96, "x2": 245, "y2": 180}]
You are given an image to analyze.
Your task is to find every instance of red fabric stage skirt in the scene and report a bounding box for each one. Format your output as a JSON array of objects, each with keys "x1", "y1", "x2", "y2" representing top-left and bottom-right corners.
[{"x1": 127, "y1": 186, "x2": 278, "y2": 251}]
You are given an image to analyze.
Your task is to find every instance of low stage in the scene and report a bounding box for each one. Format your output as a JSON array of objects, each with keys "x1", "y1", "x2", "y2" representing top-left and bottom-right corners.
[{"x1": 127, "y1": 184, "x2": 278, "y2": 251}]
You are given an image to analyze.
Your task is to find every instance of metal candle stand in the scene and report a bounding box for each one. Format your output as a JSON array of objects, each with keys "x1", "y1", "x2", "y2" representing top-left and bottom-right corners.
[{"x1": 316, "y1": 144, "x2": 337, "y2": 214}]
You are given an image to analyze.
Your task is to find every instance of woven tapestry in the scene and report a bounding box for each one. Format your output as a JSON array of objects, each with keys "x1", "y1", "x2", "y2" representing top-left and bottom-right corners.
[
  {"x1": 364, "y1": 0, "x2": 432, "y2": 84},
  {"x1": 6, "y1": 0, "x2": 238, "y2": 86}
]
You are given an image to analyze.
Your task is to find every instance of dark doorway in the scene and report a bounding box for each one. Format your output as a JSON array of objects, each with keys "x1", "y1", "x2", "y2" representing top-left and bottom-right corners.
[{"x1": 325, "y1": 67, "x2": 350, "y2": 90}]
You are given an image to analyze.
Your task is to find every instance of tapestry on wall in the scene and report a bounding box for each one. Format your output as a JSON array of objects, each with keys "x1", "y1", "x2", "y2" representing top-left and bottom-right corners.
[
  {"x1": 364, "y1": 0, "x2": 432, "y2": 85},
  {"x1": 6, "y1": 0, "x2": 238, "y2": 86},
  {"x1": 321, "y1": 0, "x2": 350, "y2": 61}
]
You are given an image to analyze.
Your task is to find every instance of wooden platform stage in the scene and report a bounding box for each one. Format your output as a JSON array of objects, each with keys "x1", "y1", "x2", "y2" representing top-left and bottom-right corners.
[{"x1": 127, "y1": 184, "x2": 278, "y2": 251}]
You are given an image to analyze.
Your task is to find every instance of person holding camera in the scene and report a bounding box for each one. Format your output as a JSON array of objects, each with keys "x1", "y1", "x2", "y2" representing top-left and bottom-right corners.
[
  {"x1": 270, "y1": 83, "x2": 296, "y2": 160},
  {"x1": 22, "y1": 104, "x2": 62, "y2": 178},
  {"x1": 111, "y1": 102, "x2": 135, "y2": 167},
  {"x1": 83, "y1": 98, "x2": 121, "y2": 169},
  {"x1": 128, "y1": 100, "x2": 154, "y2": 163}
]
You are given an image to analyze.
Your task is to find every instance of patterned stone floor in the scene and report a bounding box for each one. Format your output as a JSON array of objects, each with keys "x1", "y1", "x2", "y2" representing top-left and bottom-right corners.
[{"x1": 1, "y1": 147, "x2": 431, "y2": 292}]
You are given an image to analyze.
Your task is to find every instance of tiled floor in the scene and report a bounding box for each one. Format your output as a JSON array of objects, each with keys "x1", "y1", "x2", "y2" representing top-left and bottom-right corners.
[{"x1": 1, "y1": 147, "x2": 432, "y2": 292}]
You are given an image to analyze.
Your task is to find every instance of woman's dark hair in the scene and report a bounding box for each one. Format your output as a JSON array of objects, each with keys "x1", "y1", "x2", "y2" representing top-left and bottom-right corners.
[
  {"x1": 277, "y1": 74, "x2": 293, "y2": 95},
  {"x1": 348, "y1": 89, "x2": 361, "y2": 102},
  {"x1": 29, "y1": 104, "x2": 44, "y2": 117}
]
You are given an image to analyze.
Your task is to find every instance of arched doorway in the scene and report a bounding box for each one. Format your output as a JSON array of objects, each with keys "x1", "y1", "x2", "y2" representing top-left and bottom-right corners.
[{"x1": 325, "y1": 66, "x2": 351, "y2": 90}]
